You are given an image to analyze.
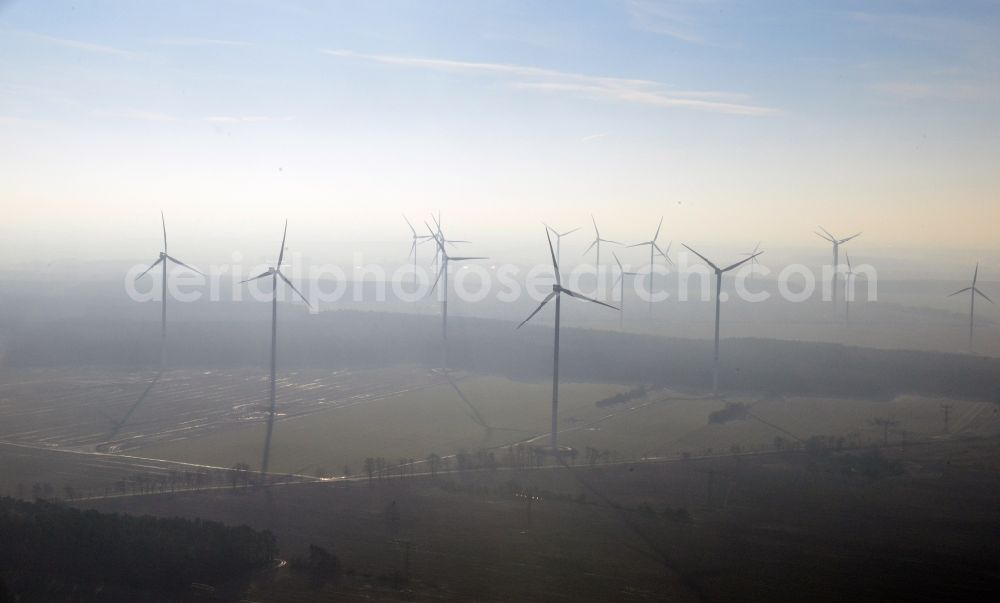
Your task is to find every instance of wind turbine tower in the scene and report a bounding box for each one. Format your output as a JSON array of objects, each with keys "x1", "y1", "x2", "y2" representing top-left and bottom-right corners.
[
  {"x1": 682, "y1": 244, "x2": 762, "y2": 395},
  {"x1": 815, "y1": 227, "x2": 860, "y2": 304},
  {"x1": 241, "y1": 220, "x2": 311, "y2": 477},
  {"x1": 949, "y1": 262, "x2": 993, "y2": 351},
  {"x1": 627, "y1": 216, "x2": 669, "y2": 315},
  {"x1": 428, "y1": 224, "x2": 486, "y2": 368},
  {"x1": 612, "y1": 252, "x2": 641, "y2": 329},
  {"x1": 518, "y1": 229, "x2": 617, "y2": 454}
]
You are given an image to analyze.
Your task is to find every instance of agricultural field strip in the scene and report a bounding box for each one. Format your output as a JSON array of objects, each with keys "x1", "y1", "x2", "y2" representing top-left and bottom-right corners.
[{"x1": 0, "y1": 368, "x2": 439, "y2": 452}]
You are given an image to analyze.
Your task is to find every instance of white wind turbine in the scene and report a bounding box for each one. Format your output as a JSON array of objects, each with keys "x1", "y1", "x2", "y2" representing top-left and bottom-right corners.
[
  {"x1": 404, "y1": 215, "x2": 433, "y2": 284},
  {"x1": 949, "y1": 262, "x2": 993, "y2": 351},
  {"x1": 116, "y1": 213, "x2": 203, "y2": 437},
  {"x1": 815, "y1": 227, "x2": 860, "y2": 304},
  {"x1": 583, "y1": 214, "x2": 620, "y2": 270},
  {"x1": 627, "y1": 216, "x2": 669, "y2": 315},
  {"x1": 430, "y1": 212, "x2": 470, "y2": 275},
  {"x1": 613, "y1": 252, "x2": 641, "y2": 329},
  {"x1": 845, "y1": 254, "x2": 856, "y2": 326},
  {"x1": 741, "y1": 242, "x2": 762, "y2": 282},
  {"x1": 682, "y1": 244, "x2": 763, "y2": 396},
  {"x1": 135, "y1": 211, "x2": 204, "y2": 353},
  {"x1": 518, "y1": 229, "x2": 618, "y2": 453},
  {"x1": 241, "y1": 220, "x2": 311, "y2": 477},
  {"x1": 543, "y1": 222, "x2": 580, "y2": 269},
  {"x1": 427, "y1": 223, "x2": 487, "y2": 368}
]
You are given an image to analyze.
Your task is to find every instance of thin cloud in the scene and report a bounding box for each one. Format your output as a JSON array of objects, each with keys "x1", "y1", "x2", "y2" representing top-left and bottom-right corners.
[
  {"x1": 152, "y1": 37, "x2": 251, "y2": 47},
  {"x1": 323, "y1": 49, "x2": 775, "y2": 116},
  {"x1": 205, "y1": 115, "x2": 294, "y2": 123},
  {"x1": 581, "y1": 132, "x2": 610, "y2": 143},
  {"x1": 624, "y1": 0, "x2": 708, "y2": 44},
  {"x1": 22, "y1": 31, "x2": 143, "y2": 59},
  {"x1": 118, "y1": 109, "x2": 179, "y2": 122}
]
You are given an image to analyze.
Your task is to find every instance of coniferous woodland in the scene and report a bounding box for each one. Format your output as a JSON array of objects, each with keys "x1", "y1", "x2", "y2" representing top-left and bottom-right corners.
[{"x1": 0, "y1": 496, "x2": 277, "y2": 595}]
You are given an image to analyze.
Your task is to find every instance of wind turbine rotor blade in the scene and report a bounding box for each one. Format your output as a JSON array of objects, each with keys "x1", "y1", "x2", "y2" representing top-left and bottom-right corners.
[
  {"x1": 278, "y1": 271, "x2": 311, "y2": 308},
  {"x1": 240, "y1": 270, "x2": 271, "y2": 285},
  {"x1": 846, "y1": 254, "x2": 852, "y2": 271},
  {"x1": 425, "y1": 223, "x2": 444, "y2": 251},
  {"x1": 626, "y1": 242, "x2": 648, "y2": 248},
  {"x1": 973, "y1": 262, "x2": 979, "y2": 286},
  {"x1": 681, "y1": 244, "x2": 719, "y2": 271},
  {"x1": 408, "y1": 240, "x2": 417, "y2": 258},
  {"x1": 814, "y1": 231, "x2": 835, "y2": 242},
  {"x1": 448, "y1": 256, "x2": 488, "y2": 261},
  {"x1": 661, "y1": 241, "x2": 674, "y2": 265},
  {"x1": 613, "y1": 251, "x2": 623, "y2": 270},
  {"x1": 545, "y1": 228, "x2": 560, "y2": 282},
  {"x1": 818, "y1": 225, "x2": 836, "y2": 240},
  {"x1": 559, "y1": 286, "x2": 619, "y2": 310},
  {"x1": 276, "y1": 220, "x2": 289, "y2": 267},
  {"x1": 839, "y1": 232, "x2": 862, "y2": 244},
  {"x1": 403, "y1": 215, "x2": 416, "y2": 235},
  {"x1": 240, "y1": 269, "x2": 272, "y2": 284},
  {"x1": 516, "y1": 291, "x2": 557, "y2": 329},
  {"x1": 166, "y1": 254, "x2": 205, "y2": 276},
  {"x1": 591, "y1": 214, "x2": 599, "y2": 236},
  {"x1": 653, "y1": 216, "x2": 663, "y2": 241},
  {"x1": 134, "y1": 256, "x2": 164, "y2": 280},
  {"x1": 583, "y1": 239, "x2": 597, "y2": 255},
  {"x1": 613, "y1": 274, "x2": 622, "y2": 286},
  {"x1": 722, "y1": 251, "x2": 763, "y2": 273},
  {"x1": 949, "y1": 287, "x2": 972, "y2": 297},
  {"x1": 428, "y1": 263, "x2": 446, "y2": 293},
  {"x1": 560, "y1": 227, "x2": 580, "y2": 237},
  {"x1": 974, "y1": 288, "x2": 994, "y2": 304},
  {"x1": 160, "y1": 211, "x2": 167, "y2": 253},
  {"x1": 602, "y1": 238, "x2": 623, "y2": 245}
]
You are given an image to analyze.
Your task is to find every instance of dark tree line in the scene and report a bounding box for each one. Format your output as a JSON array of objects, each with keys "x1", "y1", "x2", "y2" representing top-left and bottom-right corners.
[
  {"x1": 9, "y1": 310, "x2": 1000, "y2": 401},
  {"x1": 0, "y1": 497, "x2": 277, "y2": 594}
]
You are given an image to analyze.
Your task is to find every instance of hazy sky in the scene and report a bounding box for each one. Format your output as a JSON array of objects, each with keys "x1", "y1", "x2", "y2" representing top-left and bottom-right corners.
[{"x1": 1, "y1": 0, "x2": 998, "y2": 264}]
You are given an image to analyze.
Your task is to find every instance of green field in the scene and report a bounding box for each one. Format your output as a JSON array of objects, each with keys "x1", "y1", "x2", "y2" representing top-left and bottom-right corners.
[
  {"x1": 560, "y1": 393, "x2": 996, "y2": 460},
  {"x1": 138, "y1": 375, "x2": 628, "y2": 475}
]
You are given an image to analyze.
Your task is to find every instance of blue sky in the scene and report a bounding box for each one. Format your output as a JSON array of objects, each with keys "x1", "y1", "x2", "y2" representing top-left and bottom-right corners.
[{"x1": 1, "y1": 0, "x2": 998, "y2": 263}]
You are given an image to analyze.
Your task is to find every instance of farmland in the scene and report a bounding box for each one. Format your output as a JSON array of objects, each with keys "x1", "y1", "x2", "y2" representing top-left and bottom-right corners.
[
  {"x1": 76, "y1": 436, "x2": 1000, "y2": 602},
  {"x1": 130, "y1": 374, "x2": 628, "y2": 476}
]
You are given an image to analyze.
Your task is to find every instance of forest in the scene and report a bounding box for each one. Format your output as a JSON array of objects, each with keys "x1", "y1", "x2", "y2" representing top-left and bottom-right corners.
[
  {"x1": 6, "y1": 309, "x2": 1000, "y2": 402},
  {"x1": 0, "y1": 497, "x2": 277, "y2": 597}
]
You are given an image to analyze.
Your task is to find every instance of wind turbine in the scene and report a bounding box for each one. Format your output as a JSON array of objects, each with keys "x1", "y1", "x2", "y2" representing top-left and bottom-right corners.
[
  {"x1": 583, "y1": 214, "x2": 620, "y2": 270},
  {"x1": 612, "y1": 252, "x2": 640, "y2": 329},
  {"x1": 430, "y1": 212, "x2": 470, "y2": 275},
  {"x1": 114, "y1": 214, "x2": 203, "y2": 437},
  {"x1": 845, "y1": 254, "x2": 856, "y2": 326},
  {"x1": 542, "y1": 222, "x2": 580, "y2": 268},
  {"x1": 135, "y1": 212, "x2": 204, "y2": 356},
  {"x1": 682, "y1": 244, "x2": 763, "y2": 396},
  {"x1": 518, "y1": 229, "x2": 617, "y2": 454},
  {"x1": 815, "y1": 227, "x2": 860, "y2": 304},
  {"x1": 627, "y1": 216, "x2": 668, "y2": 315},
  {"x1": 949, "y1": 262, "x2": 993, "y2": 351},
  {"x1": 428, "y1": 224, "x2": 487, "y2": 368},
  {"x1": 241, "y1": 220, "x2": 311, "y2": 477},
  {"x1": 404, "y1": 215, "x2": 433, "y2": 284},
  {"x1": 741, "y1": 242, "x2": 762, "y2": 282}
]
